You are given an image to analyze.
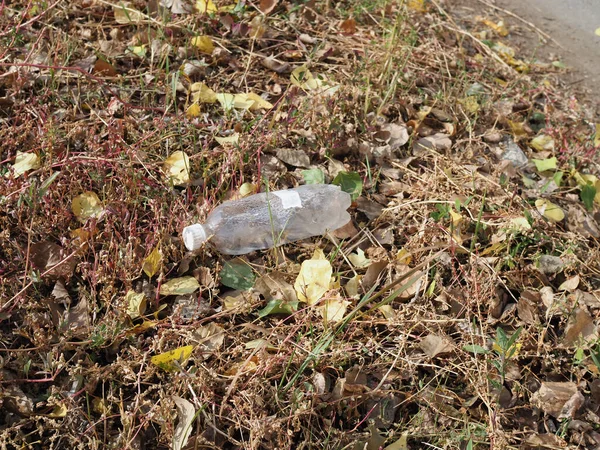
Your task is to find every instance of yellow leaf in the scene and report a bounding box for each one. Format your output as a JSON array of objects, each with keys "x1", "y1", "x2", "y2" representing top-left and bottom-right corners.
[
  {"x1": 535, "y1": 199, "x2": 565, "y2": 222},
  {"x1": 47, "y1": 403, "x2": 68, "y2": 418},
  {"x1": 348, "y1": 248, "x2": 371, "y2": 268},
  {"x1": 507, "y1": 120, "x2": 528, "y2": 138},
  {"x1": 6, "y1": 151, "x2": 40, "y2": 178},
  {"x1": 406, "y1": 0, "x2": 426, "y2": 12},
  {"x1": 378, "y1": 304, "x2": 395, "y2": 319},
  {"x1": 164, "y1": 151, "x2": 190, "y2": 186},
  {"x1": 530, "y1": 134, "x2": 555, "y2": 152},
  {"x1": 190, "y1": 82, "x2": 217, "y2": 103},
  {"x1": 243, "y1": 92, "x2": 273, "y2": 110},
  {"x1": 129, "y1": 45, "x2": 146, "y2": 57},
  {"x1": 186, "y1": 102, "x2": 201, "y2": 118},
  {"x1": 214, "y1": 133, "x2": 239, "y2": 146},
  {"x1": 449, "y1": 210, "x2": 463, "y2": 228},
  {"x1": 125, "y1": 290, "x2": 147, "y2": 319},
  {"x1": 224, "y1": 355, "x2": 259, "y2": 376},
  {"x1": 113, "y1": 1, "x2": 144, "y2": 24},
  {"x1": 492, "y1": 342, "x2": 521, "y2": 358},
  {"x1": 239, "y1": 182, "x2": 257, "y2": 197},
  {"x1": 318, "y1": 296, "x2": 350, "y2": 323},
  {"x1": 142, "y1": 246, "x2": 162, "y2": 277},
  {"x1": 151, "y1": 345, "x2": 194, "y2": 371},
  {"x1": 291, "y1": 66, "x2": 319, "y2": 90},
  {"x1": 396, "y1": 248, "x2": 412, "y2": 265},
  {"x1": 480, "y1": 18, "x2": 509, "y2": 37},
  {"x1": 596, "y1": 28, "x2": 600, "y2": 37},
  {"x1": 159, "y1": 276, "x2": 200, "y2": 296},
  {"x1": 195, "y1": 0, "x2": 217, "y2": 13},
  {"x1": 232, "y1": 93, "x2": 255, "y2": 110},
  {"x1": 294, "y1": 248, "x2": 332, "y2": 305},
  {"x1": 345, "y1": 274, "x2": 361, "y2": 298},
  {"x1": 190, "y1": 35, "x2": 214, "y2": 54},
  {"x1": 72, "y1": 191, "x2": 104, "y2": 222},
  {"x1": 595, "y1": 123, "x2": 600, "y2": 147},
  {"x1": 215, "y1": 93, "x2": 235, "y2": 112}
]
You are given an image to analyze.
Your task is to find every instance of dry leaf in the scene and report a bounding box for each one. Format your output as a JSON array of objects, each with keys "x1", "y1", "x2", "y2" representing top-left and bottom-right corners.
[
  {"x1": 194, "y1": 0, "x2": 217, "y2": 13},
  {"x1": 6, "y1": 151, "x2": 40, "y2": 178},
  {"x1": 340, "y1": 18, "x2": 356, "y2": 35},
  {"x1": 172, "y1": 396, "x2": 195, "y2": 450},
  {"x1": 190, "y1": 82, "x2": 217, "y2": 103},
  {"x1": 151, "y1": 345, "x2": 194, "y2": 371},
  {"x1": 563, "y1": 307, "x2": 597, "y2": 346},
  {"x1": 530, "y1": 134, "x2": 555, "y2": 152},
  {"x1": 72, "y1": 191, "x2": 104, "y2": 222},
  {"x1": 259, "y1": 0, "x2": 278, "y2": 14},
  {"x1": 215, "y1": 93, "x2": 235, "y2": 111},
  {"x1": 125, "y1": 290, "x2": 147, "y2": 319},
  {"x1": 559, "y1": 275, "x2": 579, "y2": 292},
  {"x1": 113, "y1": 1, "x2": 144, "y2": 24},
  {"x1": 531, "y1": 382, "x2": 578, "y2": 418},
  {"x1": 159, "y1": 276, "x2": 200, "y2": 296},
  {"x1": 419, "y1": 334, "x2": 454, "y2": 357},
  {"x1": 31, "y1": 241, "x2": 77, "y2": 279},
  {"x1": 186, "y1": 102, "x2": 201, "y2": 118},
  {"x1": 294, "y1": 248, "x2": 332, "y2": 305},
  {"x1": 318, "y1": 295, "x2": 350, "y2": 323},
  {"x1": 193, "y1": 322, "x2": 225, "y2": 358},
  {"x1": 142, "y1": 246, "x2": 162, "y2": 278},
  {"x1": 190, "y1": 35, "x2": 214, "y2": 54},
  {"x1": 214, "y1": 133, "x2": 239, "y2": 146},
  {"x1": 164, "y1": 151, "x2": 191, "y2": 186},
  {"x1": 348, "y1": 248, "x2": 371, "y2": 268}
]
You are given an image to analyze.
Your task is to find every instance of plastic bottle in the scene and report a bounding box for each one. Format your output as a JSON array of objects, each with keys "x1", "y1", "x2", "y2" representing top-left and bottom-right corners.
[{"x1": 182, "y1": 184, "x2": 352, "y2": 255}]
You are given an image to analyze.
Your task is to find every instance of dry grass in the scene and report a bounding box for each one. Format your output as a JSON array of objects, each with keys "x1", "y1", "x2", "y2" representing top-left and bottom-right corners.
[{"x1": 2, "y1": 0, "x2": 600, "y2": 449}]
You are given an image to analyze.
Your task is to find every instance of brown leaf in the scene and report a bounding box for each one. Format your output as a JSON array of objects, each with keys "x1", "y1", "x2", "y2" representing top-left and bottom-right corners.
[
  {"x1": 419, "y1": 334, "x2": 454, "y2": 357},
  {"x1": 517, "y1": 290, "x2": 540, "y2": 324},
  {"x1": 259, "y1": 0, "x2": 278, "y2": 14},
  {"x1": 275, "y1": 148, "x2": 310, "y2": 168},
  {"x1": 340, "y1": 18, "x2": 356, "y2": 35},
  {"x1": 531, "y1": 382, "x2": 578, "y2": 418},
  {"x1": 93, "y1": 58, "x2": 118, "y2": 77},
  {"x1": 261, "y1": 56, "x2": 292, "y2": 74},
  {"x1": 67, "y1": 297, "x2": 91, "y2": 338},
  {"x1": 356, "y1": 197, "x2": 384, "y2": 221},
  {"x1": 31, "y1": 241, "x2": 76, "y2": 280},
  {"x1": 362, "y1": 260, "x2": 388, "y2": 291},
  {"x1": 563, "y1": 307, "x2": 597, "y2": 346}
]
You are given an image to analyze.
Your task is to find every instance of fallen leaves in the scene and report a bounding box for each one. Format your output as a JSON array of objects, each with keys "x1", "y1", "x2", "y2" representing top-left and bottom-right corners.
[
  {"x1": 159, "y1": 277, "x2": 200, "y2": 296},
  {"x1": 294, "y1": 248, "x2": 332, "y2": 306},
  {"x1": 5, "y1": 152, "x2": 40, "y2": 178},
  {"x1": 163, "y1": 151, "x2": 191, "y2": 186},
  {"x1": 72, "y1": 191, "x2": 104, "y2": 222}
]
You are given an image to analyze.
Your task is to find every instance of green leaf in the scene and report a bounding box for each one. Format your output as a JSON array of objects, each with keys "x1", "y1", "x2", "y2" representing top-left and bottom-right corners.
[
  {"x1": 257, "y1": 298, "x2": 298, "y2": 317},
  {"x1": 553, "y1": 171, "x2": 563, "y2": 187},
  {"x1": 301, "y1": 168, "x2": 325, "y2": 185},
  {"x1": 581, "y1": 183, "x2": 596, "y2": 211},
  {"x1": 463, "y1": 344, "x2": 489, "y2": 355},
  {"x1": 220, "y1": 259, "x2": 255, "y2": 290},
  {"x1": 532, "y1": 157, "x2": 557, "y2": 172},
  {"x1": 332, "y1": 171, "x2": 362, "y2": 200}
]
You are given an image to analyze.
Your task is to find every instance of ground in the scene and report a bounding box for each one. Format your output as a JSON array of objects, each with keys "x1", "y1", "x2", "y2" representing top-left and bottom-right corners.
[{"x1": 2, "y1": 0, "x2": 600, "y2": 449}]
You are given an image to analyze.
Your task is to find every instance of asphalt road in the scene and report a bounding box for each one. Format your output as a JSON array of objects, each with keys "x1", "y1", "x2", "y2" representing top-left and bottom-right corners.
[{"x1": 496, "y1": 0, "x2": 600, "y2": 109}]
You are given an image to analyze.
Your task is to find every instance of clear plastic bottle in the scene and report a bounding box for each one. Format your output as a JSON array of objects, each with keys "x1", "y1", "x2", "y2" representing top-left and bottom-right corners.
[{"x1": 182, "y1": 184, "x2": 352, "y2": 255}]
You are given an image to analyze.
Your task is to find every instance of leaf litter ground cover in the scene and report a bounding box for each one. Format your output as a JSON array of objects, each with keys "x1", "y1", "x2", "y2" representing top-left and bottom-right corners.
[{"x1": 2, "y1": 0, "x2": 600, "y2": 448}]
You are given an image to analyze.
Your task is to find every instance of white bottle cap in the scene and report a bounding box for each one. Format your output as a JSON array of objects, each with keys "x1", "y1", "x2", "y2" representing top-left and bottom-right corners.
[{"x1": 182, "y1": 224, "x2": 207, "y2": 251}]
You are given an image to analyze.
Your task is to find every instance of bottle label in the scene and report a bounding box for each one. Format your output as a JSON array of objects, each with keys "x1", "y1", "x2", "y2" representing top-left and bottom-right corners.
[{"x1": 273, "y1": 190, "x2": 302, "y2": 209}]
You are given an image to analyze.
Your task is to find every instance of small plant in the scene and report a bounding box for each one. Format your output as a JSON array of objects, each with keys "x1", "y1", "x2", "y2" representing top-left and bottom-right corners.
[{"x1": 464, "y1": 326, "x2": 523, "y2": 387}]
